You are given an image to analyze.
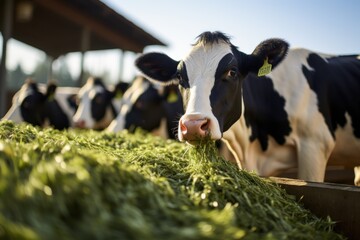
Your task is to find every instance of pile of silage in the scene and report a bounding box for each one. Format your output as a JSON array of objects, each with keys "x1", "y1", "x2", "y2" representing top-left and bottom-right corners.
[{"x1": 0, "y1": 121, "x2": 344, "y2": 240}]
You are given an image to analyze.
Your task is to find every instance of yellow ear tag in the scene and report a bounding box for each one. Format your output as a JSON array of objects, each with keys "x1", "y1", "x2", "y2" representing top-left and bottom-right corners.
[
  {"x1": 115, "y1": 91, "x2": 123, "y2": 99},
  {"x1": 257, "y1": 58, "x2": 272, "y2": 77},
  {"x1": 167, "y1": 91, "x2": 178, "y2": 103}
]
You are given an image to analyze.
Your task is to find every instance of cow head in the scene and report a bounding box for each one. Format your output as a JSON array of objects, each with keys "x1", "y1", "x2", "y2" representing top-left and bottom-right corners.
[
  {"x1": 2, "y1": 79, "x2": 46, "y2": 126},
  {"x1": 106, "y1": 76, "x2": 183, "y2": 139},
  {"x1": 43, "y1": 82, "x2": 74, "y2": 130},
  {"x1": 73, "y1": 77, "x2": 128, "y2": 130},
  {"x1": 135, "y1": 31, "x2": 288, "y2": 144}
]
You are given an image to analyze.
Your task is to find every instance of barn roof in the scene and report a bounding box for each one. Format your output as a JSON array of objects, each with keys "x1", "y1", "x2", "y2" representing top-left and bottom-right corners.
[{"x1": 0, "y1": 0, "x2": 166, "y2": 57}]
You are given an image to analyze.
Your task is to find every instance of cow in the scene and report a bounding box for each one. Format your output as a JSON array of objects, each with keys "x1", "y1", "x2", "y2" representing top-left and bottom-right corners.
[
  {"x1": 73, "y1": 77, "x2": 129, "y2": 130},
  {"x1": 2, "y1": 79, "x2": 79, "y2": 130},
  {"x1": 135, "y1": 31, "x2": 360, "y2": 183},
  {"x1": 106, "y1": 76, "x2": 184, "y2": 139}
]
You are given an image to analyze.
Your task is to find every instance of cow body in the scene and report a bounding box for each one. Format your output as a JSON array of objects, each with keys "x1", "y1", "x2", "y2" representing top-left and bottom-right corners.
[
  {"x1": 73, "y1": 77, "x2": 129, "y2": 130},
  {"x1": 2, "y1": 80, "x2": 79, "y2": 130},
  {"x1": 135, "y1": 31, "x2": 360, "y2": 183},
  {"x1": 225, "y1": 49, "x2": 360, "y2": 178},
  {"x1": 106, "y1": 76, "x2": 184, "y2": 139}
]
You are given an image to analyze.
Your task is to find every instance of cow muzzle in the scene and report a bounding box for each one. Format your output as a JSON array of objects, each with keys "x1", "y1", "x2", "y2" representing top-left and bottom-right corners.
[
  {"x1": 74, "y1": 120, "x2": 86, "y2": 129},
  {"x1": 179, "y1": 117, "x2": 211, "y2": 145}
]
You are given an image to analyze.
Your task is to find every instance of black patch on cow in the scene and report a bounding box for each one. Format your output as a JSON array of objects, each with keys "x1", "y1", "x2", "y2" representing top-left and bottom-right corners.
[
  {"x1": 125, "y1": 84, "x2": 164, "y2": 133},
  {"x1": 45, "y1": 100, "x2": 70, "y2": 130},
  {"x1": 211, "y1": 53, "x2": 243, "y2": 132},
  {"x1": 135, "y1": 52, "x2": 179, "y2": 82},
  {"x1": 243, "y1": 74, "x2": 292, "y2": 151},
  {"x1": 67, "y1": 94, "x2": 79, "y2": 111},
  {"x1": 89, "y1": 79, "x2": 120, "y2": 123},
  {"x1": 124, "y1": 83, "x2": 183, "y2": 139},
  {"x1": 91, "y1": 88, "x2": 116, "y2": 122},
  {"x1": 93, "y1": 77, "x2": 106, "y2": 87},
  {"x1": 113, "y1": 82, "x2": 130, "y2": 98},
  {"x1": 302, "y1": 53, "x2": 360, "y2": 138},
  {"x1": 20, "y1": 83, "x2": 46, "y2": 126}
]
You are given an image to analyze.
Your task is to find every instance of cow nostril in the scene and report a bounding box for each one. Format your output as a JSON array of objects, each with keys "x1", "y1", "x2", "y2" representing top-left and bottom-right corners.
[
  {"x1": 75, "y1": 120, "x2": 86, "y2": 128},
  {"x1": 200, "y1": 119, "x2": 210, "y2": 132},
  {"x1": 180, "y1": 120, "x2": 188, "y2": 135}
]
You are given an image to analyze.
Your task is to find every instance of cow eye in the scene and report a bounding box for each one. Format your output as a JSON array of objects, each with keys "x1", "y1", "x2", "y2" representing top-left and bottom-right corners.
[
  {"x1": 94, "y1": 95, "x2": 103, "y2": 104},
  {"x1": 176, "y1": 72, "x2": 190, "y2": 88},
  {"x1": 135, "y1": 101, "x2": 143, "y2": 109},
  {"x1": 22, "y1": 101, "x2": 30, "y2": 109},
  {"x1": 176, "y1": 72, "x2": 182, "y2": 81},
  {"x1": 227, "y1": 68, "x2": 238, "y2": 79}
]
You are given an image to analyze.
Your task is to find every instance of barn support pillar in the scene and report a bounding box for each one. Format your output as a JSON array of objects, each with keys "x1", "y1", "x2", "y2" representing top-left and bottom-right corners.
[
  {"x1": 77, "y1": 27, "x2": 90, "y2": 87},
  {"x1": 118, "y1": 49, "x2": 125, "y2": 82},
  {"x1": 0, "y1": 0, "x2": 14, "y2": 117}
]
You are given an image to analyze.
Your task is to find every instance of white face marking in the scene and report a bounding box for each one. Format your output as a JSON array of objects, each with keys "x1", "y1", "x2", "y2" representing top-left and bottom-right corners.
[{"x1": 179, "y1": 41, "x2": 233, "y2": 140}]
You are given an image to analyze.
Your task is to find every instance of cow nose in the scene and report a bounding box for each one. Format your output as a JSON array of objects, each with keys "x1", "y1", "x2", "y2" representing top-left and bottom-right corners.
[
  {"x1": 74, "y1": 120, "x2": 86, "y2": 128},
  {"x1": 179, "y1": 118, "x2": 210, "y2": 142}
]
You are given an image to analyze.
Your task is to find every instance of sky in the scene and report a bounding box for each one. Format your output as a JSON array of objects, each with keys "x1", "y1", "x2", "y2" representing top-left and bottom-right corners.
[{"x1": 3, "y1": 0, "x2": 360, "y2": 83}]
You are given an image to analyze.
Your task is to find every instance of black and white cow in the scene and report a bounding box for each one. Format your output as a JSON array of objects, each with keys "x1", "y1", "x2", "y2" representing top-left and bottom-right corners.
[
  {"x1": 135, "y1": 31, "x2": 360, "y2": 183},
  {"x1": 2, "y1": 79, "x2": 79, "y2": 130},
  {"x1": 106, "y1": 76, "x2": 184, "y2": 139},
  {"x1": 73, "y1": 77, "x2": 129, "y2": 130}
]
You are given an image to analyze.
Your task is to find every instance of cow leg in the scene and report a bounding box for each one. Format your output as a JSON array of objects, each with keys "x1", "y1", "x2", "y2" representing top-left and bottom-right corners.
[{"x1": 297, "y1": 140, "x2": 334, "y2": 182}]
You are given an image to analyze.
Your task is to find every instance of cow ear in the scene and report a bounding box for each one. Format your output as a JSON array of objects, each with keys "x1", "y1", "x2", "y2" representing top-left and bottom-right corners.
[
  {"x1": 238, "y1": 39, "x2": 289, "y2": 76},
  {"x1": 46, "y1": 82, "x2": 57, "y2": 101},
  {"x1": 135, "y1": 52, "x2": 179, "y2": 86},
  {"x1": 113, "y1": 82, "x2": 129, "y2": 99}
]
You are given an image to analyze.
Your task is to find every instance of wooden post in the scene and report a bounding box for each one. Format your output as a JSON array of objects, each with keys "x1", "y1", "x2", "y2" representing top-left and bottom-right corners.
[
  {"x1": 0, "y1": 0, "x2": 14, "y2": 117},
  {"x1": 77, "y1": 27, "x2": 90, "y2": 87}
]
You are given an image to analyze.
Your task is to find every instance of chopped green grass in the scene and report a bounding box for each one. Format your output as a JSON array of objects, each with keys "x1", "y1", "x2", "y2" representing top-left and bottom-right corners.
[{"x1": 0, "y1": 121, "x2": 344, "y2": 239}]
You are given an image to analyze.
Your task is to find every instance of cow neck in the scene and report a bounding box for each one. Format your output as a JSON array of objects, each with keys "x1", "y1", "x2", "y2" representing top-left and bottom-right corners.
[{"x1": 222, "y1": 98, "x2": 248, "y2": 169}]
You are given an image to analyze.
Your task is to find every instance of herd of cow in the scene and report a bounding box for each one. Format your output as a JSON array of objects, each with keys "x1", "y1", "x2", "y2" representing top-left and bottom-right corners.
[
  {"x1": 2, "y1": 75, "x2": 182, "y2": 138},
  {"x1": 2, "y1": 31, "x2": 360, "y2": 186}
]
